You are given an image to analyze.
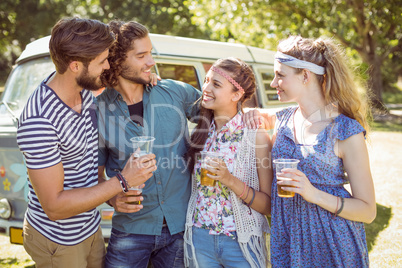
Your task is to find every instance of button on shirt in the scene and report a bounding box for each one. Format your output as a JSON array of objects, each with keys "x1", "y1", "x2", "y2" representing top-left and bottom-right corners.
[{"x1": 97, "y1": 79, "x2": 201, "y2": 235}]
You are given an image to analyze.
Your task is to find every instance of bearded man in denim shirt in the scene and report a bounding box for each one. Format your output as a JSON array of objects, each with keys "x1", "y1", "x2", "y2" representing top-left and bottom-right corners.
[{"x1": 97, "y1": 20, "x2": 201, "y2": 268}]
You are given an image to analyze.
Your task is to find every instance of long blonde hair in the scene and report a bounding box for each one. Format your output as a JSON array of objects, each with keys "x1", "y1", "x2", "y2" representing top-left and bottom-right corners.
[{"x1": 278, "y1": 36, "x2": 371, "y2": 131}]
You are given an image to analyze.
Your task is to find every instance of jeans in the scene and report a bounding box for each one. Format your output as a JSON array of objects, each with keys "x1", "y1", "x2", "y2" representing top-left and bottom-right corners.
[
  {"x1": 105, "y1": 226, "x2": 185, "y2": 268},
  {"x1": 190, "y1": 227, "x2": 258, "y2": 268}
]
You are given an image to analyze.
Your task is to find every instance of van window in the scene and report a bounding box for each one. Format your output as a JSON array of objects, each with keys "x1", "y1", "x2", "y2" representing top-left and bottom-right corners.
[
  {"x1": 156, "y1": 63, "x2": 200, "y2": 90},
  {"x1": 261, "y1": 71, "x2": 278, "y2": 103},
  {"x1": 1, "y1": 57, "x2": 55, "y2": 114}
]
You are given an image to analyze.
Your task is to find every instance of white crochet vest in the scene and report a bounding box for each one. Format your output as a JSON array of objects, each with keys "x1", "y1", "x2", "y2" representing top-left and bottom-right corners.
[{"x1": 184, "y1": 128, "x2": 271, "y2": 268}]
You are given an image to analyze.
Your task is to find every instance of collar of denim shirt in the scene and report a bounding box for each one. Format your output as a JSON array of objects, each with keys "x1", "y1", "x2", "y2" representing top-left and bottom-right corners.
[{"x1": 103, "y1": 83, "x2": 153, "y2": 105}]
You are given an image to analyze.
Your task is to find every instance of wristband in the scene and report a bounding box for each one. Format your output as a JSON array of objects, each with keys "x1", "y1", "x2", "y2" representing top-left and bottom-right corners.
[
  {"x1": 244, "y1": 186, "x2": 251, "y2": 200},
  {"x1": 116, "y1": 172, "x2": 129, "y2": 193},
  {"x1": 333, "y1": 197, "x2": 339, "y2": 218},
  {"x1": 247, "y1": 187, "x2": 256, "y2": 207},
  {"x1": 247, "y1": 187, "x2": 256, "y2": 215},
  {"x1": 336, "y1": 197, "x2": 345, "y2": 216},
  {"x1": 239, "y1": 182, "x2": 247, "y2": 198}
]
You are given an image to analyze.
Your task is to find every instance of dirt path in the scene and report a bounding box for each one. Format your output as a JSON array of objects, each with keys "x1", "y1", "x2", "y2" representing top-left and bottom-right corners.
[{"x1": 0, "y1": 131, "x2": 401, "y2": 267}]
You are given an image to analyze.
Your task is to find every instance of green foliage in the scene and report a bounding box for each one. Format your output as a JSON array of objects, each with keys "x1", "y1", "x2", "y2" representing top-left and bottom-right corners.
[
  {"x1": 0, "y1": 0, "x2": 209, "y2": 86},
  {"x1": 0, "y1": 0, "x2": 400, "y2": 104},
  {"x1": 0, "y1": 0, "x2": 208, "y2": 48},
  {"x1": 86, "y1": 0, "x2": 208, "y2": 38},
  {"x1": 383, "y1": 90, "x2": 402, "y2": 104},
  {"x1": 186, "y1": 0, "x2": 402, "y2": 108}
]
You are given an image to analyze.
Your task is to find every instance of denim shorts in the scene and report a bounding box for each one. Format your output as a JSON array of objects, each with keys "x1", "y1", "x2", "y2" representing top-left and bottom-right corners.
[
  {"x1": 105, "y1": 226, "x2": 184, "y2": 268},
  {"x1": 190, "y1": 227, "x2": 258, "y2": 268}
]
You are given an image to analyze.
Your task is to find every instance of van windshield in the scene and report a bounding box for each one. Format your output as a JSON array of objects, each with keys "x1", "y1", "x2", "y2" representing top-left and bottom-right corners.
[{"x1": 0, "y1": 57, "x2": 55, "y2": 116}]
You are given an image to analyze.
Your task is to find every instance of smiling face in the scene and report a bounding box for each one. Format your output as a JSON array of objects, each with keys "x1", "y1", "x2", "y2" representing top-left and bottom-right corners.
[
  {"x1": 119, "y1": 36, "x2": 155, "y2": 85},
  {"x1": 201, "y1": 69, "x2": 239, "y2": 113},
  {"x1": 270, "y1": 61, "x2": 304, "y2": 103},
  {"x1": 76, "y1": 49, "x2": 110, "y2": 91}
]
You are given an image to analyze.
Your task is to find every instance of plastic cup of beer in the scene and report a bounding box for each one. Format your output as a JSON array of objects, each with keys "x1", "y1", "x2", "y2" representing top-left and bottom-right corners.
[
  {"x1": 200, "y1": 151, "x2": 224, "y2": 187},
  {"x1": 127, "y1": 136, "x2": 155, "y2": 204},
  {"x1": 126, "y1": 187, "x2": 143, "y2": 205},
  {"x1": 273, "y1": 159, "x2": 300, "y2": 198},
  {"x1": 130, "y1": 136, "x2": 155, "y2": 157}
]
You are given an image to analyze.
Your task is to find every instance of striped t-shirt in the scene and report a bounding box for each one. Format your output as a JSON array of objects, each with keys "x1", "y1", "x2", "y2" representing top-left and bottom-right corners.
[{"x1": 17, "y1": 74, "x2": 100, "y2": 245}]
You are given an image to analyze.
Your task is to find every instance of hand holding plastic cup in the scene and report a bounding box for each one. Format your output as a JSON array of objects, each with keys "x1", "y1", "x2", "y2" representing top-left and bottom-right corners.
[
  {"x1": 127, "y1": 136, "x2": 155, "y2": 204},
  {"x1": 130, "y1": 136, "x2": 155, "y2": 157},
  {"x1": 200, "y1": 151, "x2": 224, "y2": 187},
  {"x1": 125, "y1": 187, "x2": 143, "y2": 205},
  {"x1": 273, "y1": 159, "x2": 300, "y2": 198}
]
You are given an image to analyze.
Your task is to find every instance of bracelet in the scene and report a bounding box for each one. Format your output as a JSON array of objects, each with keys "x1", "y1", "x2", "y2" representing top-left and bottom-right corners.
[
  {"x1": 336, "y1": 197, "x2": 345, "y2": 216},
  {"x1": 248, "y1": 188, "x2": 256, "y2": 207},
  {"x1": 247, "y1": 188, "x2": 256, "y2": 215},
  {"x1": 333, "y1": 197, "x2": 339, "y2": 218},
  {"x1": 239, "y1": 182, "x2": 247, "y2": 198},
  {"x1": 116, "y1": 172, "x2": 129, "y2": 193},
  {"x1": 244, "y1": 186, "x2": 251, "y2": 200},
  {"x1": 120, "y1": 173, "x2": 129, "y2": 190}
]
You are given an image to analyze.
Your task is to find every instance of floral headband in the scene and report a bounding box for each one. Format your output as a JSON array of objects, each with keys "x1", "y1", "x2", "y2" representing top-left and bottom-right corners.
[{"x1": 210, "y1": 66, "x2": 245, "y2": 94}]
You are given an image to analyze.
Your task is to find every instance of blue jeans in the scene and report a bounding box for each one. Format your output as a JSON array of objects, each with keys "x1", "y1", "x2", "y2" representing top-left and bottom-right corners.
[
  {"x1": 190, "y1": 227, "x2": 257, "y2": 268},
  {"x1": 105, "y1": 226, "x2": 184, "y2": 268}
]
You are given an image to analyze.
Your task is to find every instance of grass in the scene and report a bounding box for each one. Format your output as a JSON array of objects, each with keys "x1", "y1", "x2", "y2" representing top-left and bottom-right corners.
[
  {"x1": 383, "y1": 91, "x2": 402, "y2": 104},
  {"x1": 370, "y1": 120, "x2": 402, "y2": 132},
  {"x1": 365, "y1": 203, "x2": 392, "y2": 252},
  {"x1": 0, "y1": 236, "x2": 34, "y2": 267},
  {"x1": 0, "y1": 258, "x2": 34, "y2": 268}
]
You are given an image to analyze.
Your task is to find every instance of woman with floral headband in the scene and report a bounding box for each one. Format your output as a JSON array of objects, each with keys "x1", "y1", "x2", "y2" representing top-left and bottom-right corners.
[
  {"x1": 269, "y1": 36, "x2": 375, "y2": 267},
  {"x1": 184, "y1": 57, "x2": 272, "y2": 268}
]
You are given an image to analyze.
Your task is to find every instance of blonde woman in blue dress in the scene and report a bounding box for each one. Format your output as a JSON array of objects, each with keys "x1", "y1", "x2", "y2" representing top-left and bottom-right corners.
[{"x1": 269, "y1": 36, "x2": 376, "y2": 267}]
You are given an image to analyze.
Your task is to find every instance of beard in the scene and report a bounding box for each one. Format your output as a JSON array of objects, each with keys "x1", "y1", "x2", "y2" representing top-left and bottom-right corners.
[
  {"x1": 120, "y1": 63, "x2": 151, "y2": 85},
  {"x1": 76, "y1": 67, "x2": 102, "y2": 91}
]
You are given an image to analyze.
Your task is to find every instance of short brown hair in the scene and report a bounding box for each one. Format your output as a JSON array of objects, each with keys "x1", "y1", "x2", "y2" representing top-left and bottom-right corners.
[
  {"x1": 101, "y1": 20, "x2": 149, "y2": 87},
  {"x1": 49, "y1": 17, "x2": 115, "y2": 74}
]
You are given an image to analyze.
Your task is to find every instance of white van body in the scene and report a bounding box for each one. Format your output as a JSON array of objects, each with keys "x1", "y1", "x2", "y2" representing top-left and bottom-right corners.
[{"x1": 0, "y1": 34, "x2": 286, "y2": 244}]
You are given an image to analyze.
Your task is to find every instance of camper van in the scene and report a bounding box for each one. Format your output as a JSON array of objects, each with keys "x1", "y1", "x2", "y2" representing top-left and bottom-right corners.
[{"x1": 0, "y1": 33, "x2": 286, "y2": 244}]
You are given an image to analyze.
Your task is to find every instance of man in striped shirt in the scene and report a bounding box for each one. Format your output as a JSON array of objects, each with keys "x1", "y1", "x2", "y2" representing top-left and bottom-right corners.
[{"x1": 17, "y1": 18, "x2": 157, "y2": 268}]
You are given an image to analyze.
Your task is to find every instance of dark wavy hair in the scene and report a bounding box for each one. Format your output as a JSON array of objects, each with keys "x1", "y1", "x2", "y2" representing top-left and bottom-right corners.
[
  {"x1": 101, "y1": 20, "x2": 149, "y2": 87},
  {"x1": 186, "y1": 57, "x2": 256, "y2": 172},
  {"x1": 49, "y1": 17, "x2": 114, "y2": 74}
]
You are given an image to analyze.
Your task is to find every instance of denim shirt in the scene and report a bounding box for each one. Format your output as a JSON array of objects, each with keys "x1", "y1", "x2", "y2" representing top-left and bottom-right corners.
[{"x1": 96, "y1": 79, "x2": 201, "y2": 235}]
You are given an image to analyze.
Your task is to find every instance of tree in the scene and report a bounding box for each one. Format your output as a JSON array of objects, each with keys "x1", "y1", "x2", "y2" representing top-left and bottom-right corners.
[
  {"x1": 0, "y1": 0, "x2": 208, "y2": 84},
  {"x1": 90, "y1": 0, "x2": 208, "y2": 39},
  {"x1": 187, "y1": 0, "x2": 402, "y2": 110}
]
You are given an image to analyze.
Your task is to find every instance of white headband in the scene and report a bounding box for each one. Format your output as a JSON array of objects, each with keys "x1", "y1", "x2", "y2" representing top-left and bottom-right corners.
[{"x1": 275, "y1": 52, "x2": 326, "y2": 75}]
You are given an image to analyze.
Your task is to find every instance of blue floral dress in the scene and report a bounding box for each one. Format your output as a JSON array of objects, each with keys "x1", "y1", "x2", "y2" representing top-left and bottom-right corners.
[{"x1": 271, "y1": 107, "x2": 369, "y2": 268}]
